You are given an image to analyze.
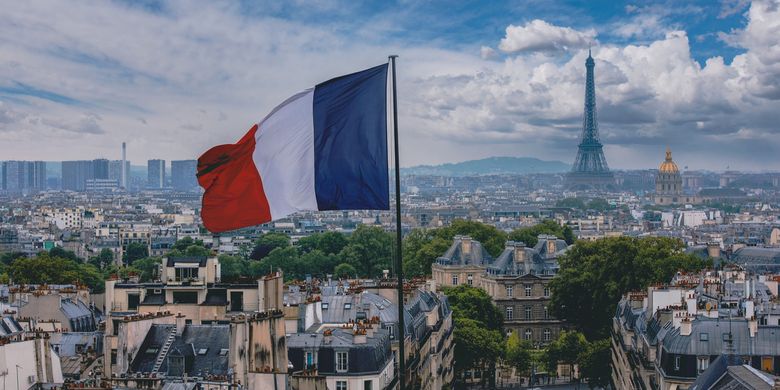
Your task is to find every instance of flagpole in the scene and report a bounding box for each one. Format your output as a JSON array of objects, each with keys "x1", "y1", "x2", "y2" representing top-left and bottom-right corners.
[{"x1": 389, "y1": 54, "x2": 406, "y2": 390}]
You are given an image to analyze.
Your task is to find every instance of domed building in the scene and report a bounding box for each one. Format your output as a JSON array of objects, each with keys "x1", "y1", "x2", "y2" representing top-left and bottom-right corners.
[{"x1": 653, "y1": 148, "x2": 702, "y2": 205}]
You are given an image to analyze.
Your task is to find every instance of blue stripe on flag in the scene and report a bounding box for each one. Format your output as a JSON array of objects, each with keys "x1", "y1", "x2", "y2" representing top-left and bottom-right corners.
[{"x1": 312, "y1": 64, "x2": 390, "y2": 211}]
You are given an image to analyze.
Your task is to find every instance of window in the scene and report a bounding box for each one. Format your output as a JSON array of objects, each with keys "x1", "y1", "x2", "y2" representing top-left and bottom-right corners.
[
  {"x1": 544, "y1": 287, "x2": 550, "y2": 297},
  {"x1": 525, "y1": 285, "x2": 532, "y2": 297},
  {"x1": 467, "y1": 274, "x2": 473, "y2": 286},
  {"x1": 452, "y1": 275, "x2": 459, "y2": 285},
  {"x1": 364, "y1": 380, "x2": 372, "y2": 390},
  {"x1": 506, "y1": 286, "x2": 513, "y2": 297},
  {"x1": 172, "y1": 291, "x2": 198, "y2": 304},
  {"x1": 699, "y1": 333, "x2": 709, "y2": 342},
  {"x1": 525, "y1": 306, "x2": 532, "y2": 320},
  {"x1": 524, "y1": 329, "x2": 532, "y2": 341},
  {"x1": 543, "y1": 329, "x2": 551, "y2": 342},
  {"x1": 674, "y1": 356, "x2": 680, "y2": 371},
  {"x1": 697, "y1": 357, "x2": 709, "y2": 372},
  {"x1": 127, "y1": 293, "x2": 140, "y2": 310},
  {"x1": 544, "y1": 306, "x2": 549, "y2": 319},
  {"x1": 336, "y1": 351, "x2": 348, "y2": 372},
  {"x1": 336, "y1": 381, "x2": 347, "y2": 390},
  {"x1": 322, "y1": 302, "x2": 329, "y2": 310},
  {"x1": 344, "y1": 303, "x2": 352, "y2": 310},
  {"x1": 387, "y1": 325, "x2": 395, "y2": 340},
  {"x1": 306, "y1": 352, "x2": 314, "y2": 368},
  {"x1": 505, "y1": 306, "x2": 513, "y2": 320},
  {"x1": 175, "y1": 267, "x2": 199, "y2": 281}
]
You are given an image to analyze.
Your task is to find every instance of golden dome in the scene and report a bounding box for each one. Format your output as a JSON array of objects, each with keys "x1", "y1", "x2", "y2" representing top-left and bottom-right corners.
[{"x1": 659, "y1": 147, "x2": 679, "y2": 174}]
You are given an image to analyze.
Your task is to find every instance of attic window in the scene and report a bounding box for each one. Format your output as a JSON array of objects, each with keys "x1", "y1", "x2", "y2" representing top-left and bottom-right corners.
[
  {"x1": 344, "y1": 303, "x2": 352, "y2": 310},
  {"x1": 219, "y1": 349, "x2": 228, "y2": 356},
  {"x1": 699, "y1": 333, "x2": 709, "y2": 342},
  {"x1": 198, "y1": 348, "x2": 208, "y2": 355},
  {"x1": 322, "y1": 303, "x2": 329, "y2": 310},
  {"x1": 146, "y1": 348, "x2": 159, "y2": 354}
]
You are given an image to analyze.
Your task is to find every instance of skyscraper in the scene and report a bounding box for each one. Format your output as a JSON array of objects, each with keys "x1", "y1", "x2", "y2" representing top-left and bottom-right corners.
[
  {"x1": 171, "y1": 160, "x2": 198, "y2": 192},
  {"x1": 147, "y1": 159, "x2": 166, "y2": 189},
  {"x1": 109, "y1": 160, "x2": 130, "y2": 187},
  {"x1": 93, "y1": 159, "x2": 110, "y2": 180},
  {"x1": 0, "y1": 161, "x2": 46, "y2": 192},
  {"x1": 62, "y1": 160, "x2": 94, "y2": 191},
  {"x1": 566, "y1": 50, "x2": 614, "y2": 190}
]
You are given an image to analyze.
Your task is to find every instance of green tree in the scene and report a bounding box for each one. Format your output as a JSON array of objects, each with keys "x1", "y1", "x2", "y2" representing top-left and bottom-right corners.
[
  {"x1": 435, "y1": 219, "x2": 507, "y2": 257},
  {"x1": 218, "y1": 255, "x2": 248, "y2": 282},
  {"x1": 443, "y1": 284, "x2": 503, "y2": 330},
  {"x1": 89, "y1": 248, "x2": 115, "y2": 269},
  {"x1": 338, "y1": 225, "x2": 393, "y2": 277},
  {"x1": 297, "y1": 231, "x2": 348, "y2": 255},
  {"x1": 250, "y1": 232, "x2": 291, "y2": 261},
  {"x1": 132, "y1": 257, "x2": 162, "y2": 282},
  {"x1": 172, "y1": 236, "x2": 204, "y2": 252},
  {"x1": 333, "y1": 263, "x2": 357, "y2": 278},
  {"x1": 506, "y1": 331, "x2": 532, "y2": 375},
  {"x1": 549, "y1": 236, "x2": 710, "y2": 339},
  {"x1": 586, "y1": 198, "x2": 613, "y2": 211},
  {"x1": 402, "y1": 229, "x2": 451, "y2": 277},
  {"x1": 453, "y1": 318, "x2": 505, "y2": 389},
  {"x1": 185, "y1": 245, "x2": 211, "y2": 257},
  {"x1": 299, "y1": 250, "x2": 339, "y2": 278},
  {"x1": 0, "y1": 251, "x2": 27, "y2": 265},
  {"x1": 50, "y1": 247, "x2": 82, "y2": 262},
  {"x1": 579, "y1": 339, "x2": 612, "y2": 389},
  {"x1": 544, "y1": 331, "x2": 588, "y2": 381},
  {"x1": 256, "y1": 246, "x2": 301, "y2": 279},
  {"x1": 508, "y1": 220, "x2": 575, "y2": 247},
  {"x1": 123, "y1": 242, "x2": 149, "y2": 264},
  {"x1": 555, "y1": 197, "x2": 586, "y2": 209}
]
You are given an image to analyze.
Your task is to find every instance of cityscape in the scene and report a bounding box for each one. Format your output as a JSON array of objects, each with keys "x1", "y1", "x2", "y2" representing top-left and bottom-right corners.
[{"x1": 2, "y1": 1, "x2": 780, "y2": 390}]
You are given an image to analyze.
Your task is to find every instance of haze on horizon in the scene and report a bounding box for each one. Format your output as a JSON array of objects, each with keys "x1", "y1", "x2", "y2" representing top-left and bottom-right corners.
[{"x1": 1, "y1": 0, "x2": 778, "y2": 171}]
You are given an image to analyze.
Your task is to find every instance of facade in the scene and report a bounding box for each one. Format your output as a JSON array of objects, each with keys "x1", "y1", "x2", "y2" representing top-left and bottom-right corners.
[
  {"x1": 654, "y1": 148, "x2": 703, "y2": 205},
  {"x1": 432, "y1": 234, "x2": 568, "y2": 346},
  {"x1": 566, "y1": 50, "x2": 614, "y2": 190},
  {"x1": 62, "y1": 160, "x2": 94, "y2": 191},
  {"x1": 0, "y1": 160, "x2": 46, "y2": 192},
  {"x1": 171, "y1": 159, "x2": 198, "y2": 192},
  {"x1": 147, "y1": 159, "x2": 166, "y2": 189},
  {"x1": 109, "y1": 160, "x2": 130, "y2": 188},
  {"x1": 0, "y1": 317, "x2": 64, "y2": 388}
]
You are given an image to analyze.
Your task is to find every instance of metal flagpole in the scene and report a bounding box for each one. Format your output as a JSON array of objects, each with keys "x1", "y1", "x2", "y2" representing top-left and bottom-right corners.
[{"x1": 389, "y1": 54, "x2": 406, "y2": 390}]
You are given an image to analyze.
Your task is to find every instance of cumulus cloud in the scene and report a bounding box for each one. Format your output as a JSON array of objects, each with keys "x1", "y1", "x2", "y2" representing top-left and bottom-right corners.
[{"x1": 498, "y1": 20, "x2": 596, "y2": 53}]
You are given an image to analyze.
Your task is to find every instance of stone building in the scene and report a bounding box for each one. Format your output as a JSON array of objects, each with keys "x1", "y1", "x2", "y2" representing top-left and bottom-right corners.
[
  {"x1": 432, "y1": 234, "x2": 568, "y2": 346},
  {"x1": 654, "y1": 148, "x2": 703, "y2": 205}
]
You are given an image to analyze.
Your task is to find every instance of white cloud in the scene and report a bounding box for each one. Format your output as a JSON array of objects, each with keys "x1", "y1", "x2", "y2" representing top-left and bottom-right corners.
[
  {"x1": 498, "y1": 20, "x2": 596, "y2": 53},
  {"x1": 480, "y1": 46, "x2": 497, "y2": 59}
]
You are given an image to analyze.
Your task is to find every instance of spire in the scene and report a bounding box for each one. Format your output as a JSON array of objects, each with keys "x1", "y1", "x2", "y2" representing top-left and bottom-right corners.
[{"x1": 666, "y1": 147, "x2": 672, "y2": 162}]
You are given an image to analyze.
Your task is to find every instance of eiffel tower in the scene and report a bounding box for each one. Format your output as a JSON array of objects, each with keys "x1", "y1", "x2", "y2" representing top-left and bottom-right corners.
[{"x1": 566, "y1": 49, "x2": 614, "y2": 190}]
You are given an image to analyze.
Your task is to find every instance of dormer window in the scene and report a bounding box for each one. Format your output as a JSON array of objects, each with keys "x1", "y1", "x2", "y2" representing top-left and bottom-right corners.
[
  {"x1": 344, "y1": 303, "x2": 352, "y2": 310},
  {"x1": 322, "y1": 303, "x2": 329, "y2": 310}
]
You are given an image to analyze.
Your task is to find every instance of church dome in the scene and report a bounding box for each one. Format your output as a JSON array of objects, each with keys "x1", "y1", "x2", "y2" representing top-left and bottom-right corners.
[{"x1": 659, "y1": 148, "x2": 679, "y2": 174}]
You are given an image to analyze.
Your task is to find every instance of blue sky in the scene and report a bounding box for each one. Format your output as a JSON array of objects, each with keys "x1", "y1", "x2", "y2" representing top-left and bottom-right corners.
[{"x1": 0, "y1": 0, "x2": 778, "y2": 170}]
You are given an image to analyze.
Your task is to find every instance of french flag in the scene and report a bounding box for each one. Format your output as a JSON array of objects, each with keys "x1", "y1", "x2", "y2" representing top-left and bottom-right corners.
[{"x1": 197, "y1": 64, "x2": 390, "y2": 233}]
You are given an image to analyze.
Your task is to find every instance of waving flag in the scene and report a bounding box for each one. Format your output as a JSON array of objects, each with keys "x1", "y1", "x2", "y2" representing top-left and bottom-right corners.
[{"x1": 197, "y1": 64, "x2": 389, "y2": 233}]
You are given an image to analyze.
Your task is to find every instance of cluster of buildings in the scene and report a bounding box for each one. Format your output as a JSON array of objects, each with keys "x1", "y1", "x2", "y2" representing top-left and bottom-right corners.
[{"x1": 612, "y1": 260, "x2": 780, "y2": 389}]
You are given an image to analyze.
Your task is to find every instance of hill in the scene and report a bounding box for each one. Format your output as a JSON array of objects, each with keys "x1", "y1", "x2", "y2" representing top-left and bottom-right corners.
[{"x1": 403, "y1": 157, "x2": 570, "y2": 176}]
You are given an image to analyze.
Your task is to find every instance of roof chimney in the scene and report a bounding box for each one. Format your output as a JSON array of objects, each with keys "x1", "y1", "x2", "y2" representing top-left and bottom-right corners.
[
  {"x1": 680, "y1": 317, "x2": 692, "y2": 336},
  {"x1": 460, "y1": 236, "x2": 472, "y2": 255}
]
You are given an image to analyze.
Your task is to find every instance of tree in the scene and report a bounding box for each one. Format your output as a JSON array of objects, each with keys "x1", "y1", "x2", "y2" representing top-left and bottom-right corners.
[
  {"x1": 453, "y1": 318, "x2": 505, "y2": 389},
  {"x1": 123, "y1": 242, "x2": 149, "y2": 264},
  {"x1": 435, "y1": 219, "x2": 507, "y2": 257},
  {"x1": 579, "y1": 339, "x2": 612, "y2": 389},
  {"x1": 555, "y1": 197, "x2": 586, "y2": 209},
  {"x1": 50, "y1": 247, "x2": 82, "y2": 262},
  {"x1": 255, "y1": 246, "x2": 301, "y2": 279},
  {"x1": 172, "y1": 236, "x2": 204, "y2": 252},
  {"x1": 338, "y1": 225, "x2": 393, "y2": 277},
  {"x1": 185, "y1": 245, "x2": 211, "y2": 257},
  {"x1": 89, "y1": 248, "x2": 115, "y2": 269},
  {"x1": 403, "y1": 229, "x2": 451, "y2": 277},
  {"x1": 0, "y1": 251, "x2": 27, "y2": 265},
  {"x1": 333, "y1": 263, "x2": 357, "y2": 278},
  {"x1": 218, "y1": 255, "x2": 247, "y2": 282},
  {"x1": 549, "y1": 236, "x2": 711, "y2": 339},
  {"x1": 506, "y1": 331, "x2": 532, "y2": 375},
  {"x1": 250, "y1": 232, "x2": 290, "y2": 261},
  {"x1": 508, "y1": 220, "x2": 575, "y2": 247},
  {"x1": 297, "y1": 231, "x2": 348, "y2": 255},
  {"x1": 443, "y1": 284, "x2": 503, "y2": 331},
  {"x1": 544, "y1": 331, "x2": 588, "y2": 382},
  {"x1": 132, "y1": 257, "x2": 162, "y2": 282}
]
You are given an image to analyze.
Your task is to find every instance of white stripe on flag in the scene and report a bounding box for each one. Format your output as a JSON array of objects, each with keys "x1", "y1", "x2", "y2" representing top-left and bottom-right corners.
[{"x1": 253, "y1": 88, "x2": 318, "y2": 220}]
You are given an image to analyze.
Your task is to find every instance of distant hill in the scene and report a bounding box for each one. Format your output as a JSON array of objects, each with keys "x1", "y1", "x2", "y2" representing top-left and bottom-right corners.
[{"x1": 403, "y1": 157, "x2": 570, "y2": 176}]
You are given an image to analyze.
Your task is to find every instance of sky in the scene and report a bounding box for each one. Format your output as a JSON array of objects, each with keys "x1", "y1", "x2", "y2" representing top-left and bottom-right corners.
[{"x1": 1, "y1": 0, "x2": 779, "y2": 171}]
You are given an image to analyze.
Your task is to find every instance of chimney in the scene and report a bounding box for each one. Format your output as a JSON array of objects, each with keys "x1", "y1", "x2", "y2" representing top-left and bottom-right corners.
[
  {"x1": 121, "y1": 142, "x2": 127, "y2": 188},
  {"x1": 680, "y1": 317, "x2": 692, "y2": 336},
  {"x1": 460, "y1": 236, "x2": 472, "y2": 255},
  {"x1": 546, "y1": 236, "x2": 557, "y2": 254},
  {"x1": 353, "y1": 331, "x2": 367, "y2": 345},
  {"x1": 707, "y1": 242, "x2": 720, "y2": 259},
  {"x1": 749, "y1": 317, "x2": 758, "y2": 338},
  {"x1": 511, "y1": 242, "x2": 526, "y2": 263},
  {"x1": 175, "y1": 313, "x2": 186, "y2": 336}
]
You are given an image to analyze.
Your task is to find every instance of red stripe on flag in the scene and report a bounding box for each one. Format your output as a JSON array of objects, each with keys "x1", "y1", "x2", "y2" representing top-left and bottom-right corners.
[{"x1": 197, "y1": 124, "x2": 272, "y2": 232}]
